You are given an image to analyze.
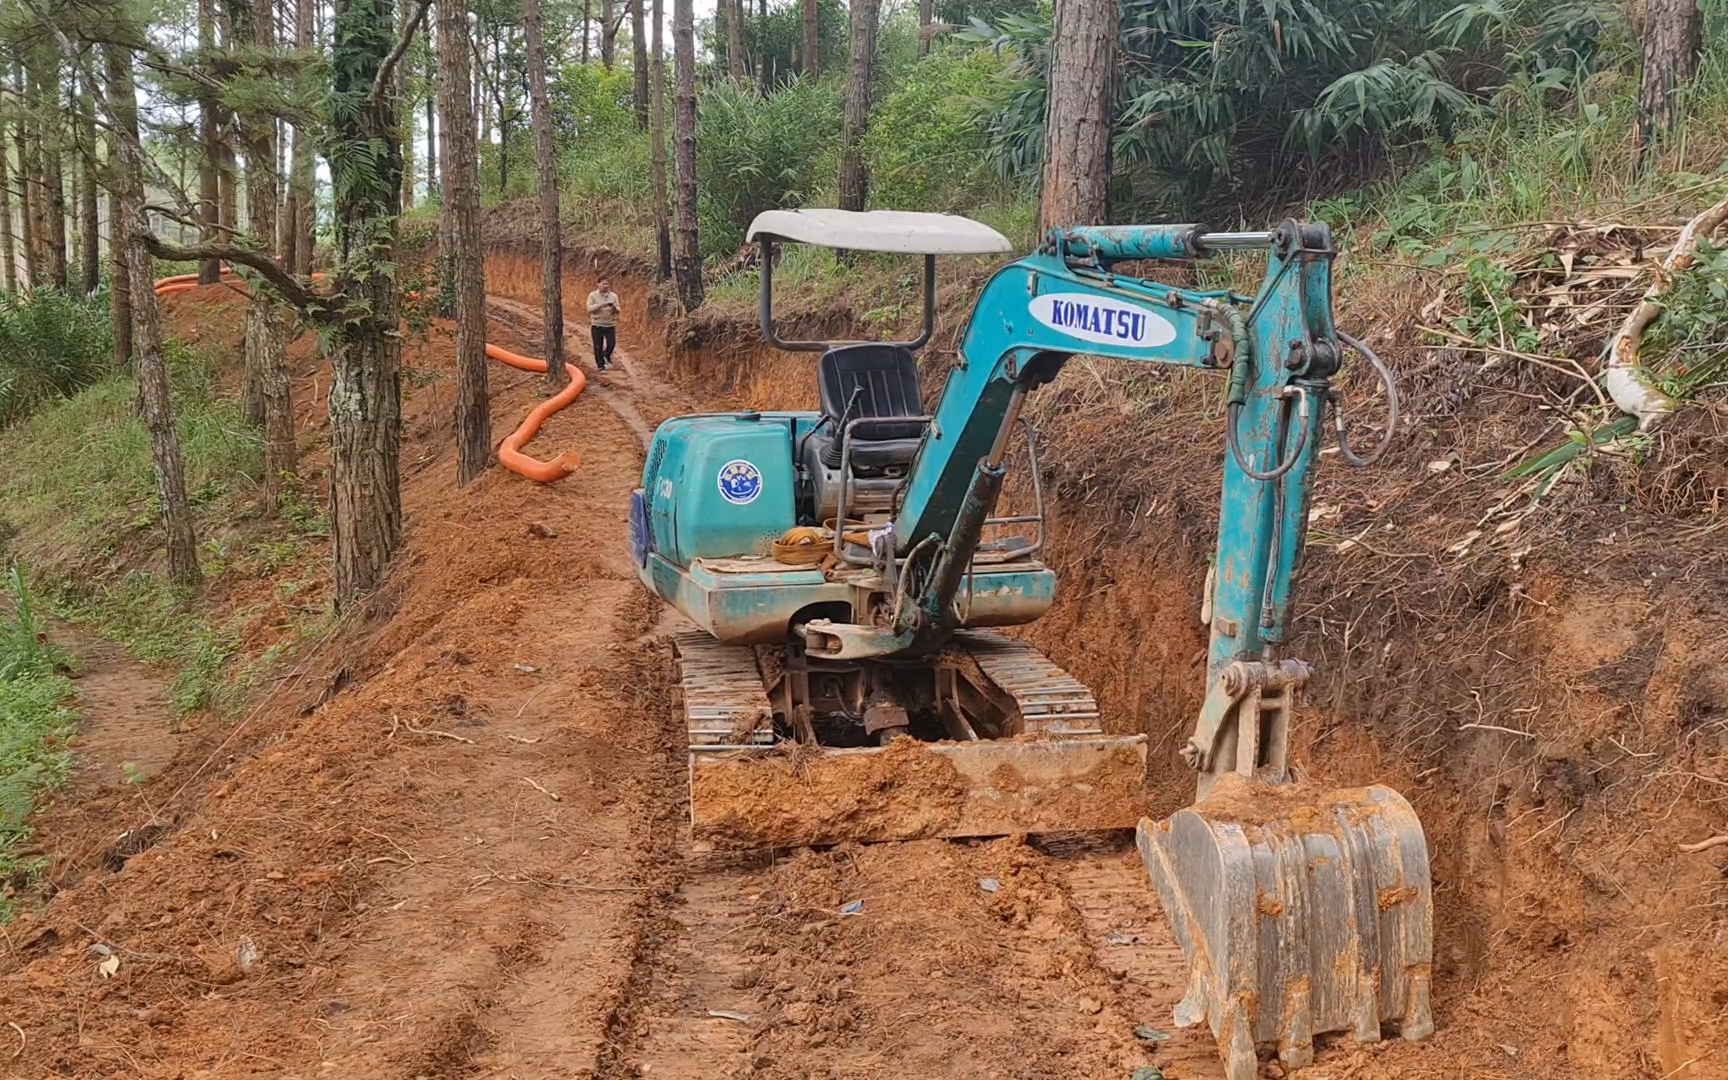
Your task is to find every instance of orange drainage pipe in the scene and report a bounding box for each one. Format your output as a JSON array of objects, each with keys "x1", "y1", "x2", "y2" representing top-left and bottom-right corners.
[
  {"x1": 154, "y1": 281, "x2": 199, "y2": 296},
  {"x1": 487, "y1": 343, "x2": 586, "y2": 483}
]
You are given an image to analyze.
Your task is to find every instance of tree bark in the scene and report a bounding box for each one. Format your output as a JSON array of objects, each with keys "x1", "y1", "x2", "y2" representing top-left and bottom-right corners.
[
  {"x1": 524, "y1": 0, "x2": 567, "y2": 393},
  {"x1": 917, "y1": 0, "x2": 932, "y2": 57},
  {"x1": 800, "y1": 0, "x2": 818, "y2": 77},
  {"x1": 398, "y1": 0, "x2": 415, "y2": 210},
  {"x1": 106, "y1": 44, "x2": 201, "y2": 590},
  {"x1": 581, "y1": 0, "x2": 591, "y2": 64},
  {"x1": 109, "y1": 184, "x2": 132, "y2": 365},
  {"x1": 438, "y1": 0, "x2": 492, "y2": 482},
  {"x1": 601, "y1": 0, "x2": 624, "y2": 68},
  {"x1": 650, "y1": 0, "x2": 671, "y2": 280},
  {"x1": 725, "y1": 0, "x2": 746, "y2": 82},
  {"x1": 425, "y1": 24, "x2": 438, "y2": 198},
  {"x1": 78, "y1": 77, "x2": 101, "y2": 296},
  {"x1": 837, "y1": 0, "x2": 880, "y2": 213},
  {"x1": 285, "y1": 0, "x2": 317, "y2": 275},
  {"x1": 327, "y1": 0, "x2": 408, "y2": 605},
  {"x1": 672, "y1": 0, "x2": 702, "y2": 310},
  {"x1": 198, "y1": 0, "x2": 224, "y2": 284},
  {"x1": 631, "y1": 0, "x2": 650, "y2": 129},
  {"x1": 1038, "y1": 0, "x2": 1114, "y2": 231},
  {"x1": 0, "y1": 115, "x2": 15, "y2": 293},
  {"x1": 236, "y1": 0, "x2": 298, "y2": 513},
  {"x1": 14, "y1": 87, "x2": 37, "y2": 290},
  {"x1": 32, "y1": 63, "x2": 69, "y2": 291},
  {"x1": 1638, "y1": 0, "x2": 1701, "y2": 151}
]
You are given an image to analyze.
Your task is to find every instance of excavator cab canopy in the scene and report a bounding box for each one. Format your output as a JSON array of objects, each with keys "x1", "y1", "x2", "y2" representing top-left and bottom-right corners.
[{"x1": 748, "y1": 209, "x2": 1013, "y2": 353}]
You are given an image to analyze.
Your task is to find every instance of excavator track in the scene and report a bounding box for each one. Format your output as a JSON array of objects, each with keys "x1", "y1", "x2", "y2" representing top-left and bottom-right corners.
[
  {"x1": 672, "y1": 631, "x2": 1147, "y2": 849},
  {"x1": 952, "y1": 629, "x2": 1101, "y2": 734},
  {"x1": 671, "y1": 632, "x2": 774, "y2": 751}
]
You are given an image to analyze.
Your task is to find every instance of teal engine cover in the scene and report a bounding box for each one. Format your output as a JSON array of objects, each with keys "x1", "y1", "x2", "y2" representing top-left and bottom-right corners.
[{"x1": 638, "y1": 412, "x2": 802, "y2": 566}]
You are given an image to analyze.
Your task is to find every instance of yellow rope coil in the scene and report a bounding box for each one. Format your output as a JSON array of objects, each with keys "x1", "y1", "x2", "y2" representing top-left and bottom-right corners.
[{"x1": 772, "y1": 526, "x2": 832, "y2": 566}]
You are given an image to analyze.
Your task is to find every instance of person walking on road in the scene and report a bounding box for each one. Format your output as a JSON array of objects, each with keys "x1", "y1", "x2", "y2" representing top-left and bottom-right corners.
[{"x1": 586, "y1": 277, "x2": 621, "y2": 371}]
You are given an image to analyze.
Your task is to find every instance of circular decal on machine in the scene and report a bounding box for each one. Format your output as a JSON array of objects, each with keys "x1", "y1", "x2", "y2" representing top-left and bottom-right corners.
[{"x1": 716, "y1": 459, "x2": 763, "y2": 505}]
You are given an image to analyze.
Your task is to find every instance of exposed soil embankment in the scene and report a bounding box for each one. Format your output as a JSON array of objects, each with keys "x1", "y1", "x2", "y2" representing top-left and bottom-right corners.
[{"x1": 481, "y1": 233, "x2": 1728, "y2": 1079}]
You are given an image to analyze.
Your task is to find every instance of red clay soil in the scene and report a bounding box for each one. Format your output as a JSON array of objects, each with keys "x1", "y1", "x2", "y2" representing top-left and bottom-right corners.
[{"x1": 4, "y1": 260, "x2": 1724, "y2": 1080}]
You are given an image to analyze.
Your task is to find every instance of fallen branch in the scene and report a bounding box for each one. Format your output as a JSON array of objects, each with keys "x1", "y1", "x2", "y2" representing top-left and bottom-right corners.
[
  {"x1": 138, "y1": 234, "x2": 324, "y2": 314},
  {"x1": 1606, "y1": 190, "x2": 1728, "y2": 430},
  {"x1": 1678, "y1": 834, "x2": 1728, "y2": 855},
  {"x1": 520, "y1": 776, "x2": 562, "y2": 802},
  {"x1": 1459, "y1": 722, "x2": 1537, "y2": 739}
]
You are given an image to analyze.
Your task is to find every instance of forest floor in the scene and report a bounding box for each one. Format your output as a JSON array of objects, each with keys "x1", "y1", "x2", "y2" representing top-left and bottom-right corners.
[{"x1": 0, "y1": 268, "x2": 1719, "y2": 1080}]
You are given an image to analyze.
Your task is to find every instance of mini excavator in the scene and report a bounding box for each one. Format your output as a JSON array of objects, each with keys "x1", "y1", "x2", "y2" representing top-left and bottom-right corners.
[{"x1": 627, "y1": 209, "x2": 1434, "y2": 1078}]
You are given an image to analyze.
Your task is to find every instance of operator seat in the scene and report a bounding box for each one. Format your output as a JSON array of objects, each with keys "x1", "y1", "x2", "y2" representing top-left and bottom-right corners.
[{"x1": 817, "y1": 343, "x2": 926, "y2": 473}]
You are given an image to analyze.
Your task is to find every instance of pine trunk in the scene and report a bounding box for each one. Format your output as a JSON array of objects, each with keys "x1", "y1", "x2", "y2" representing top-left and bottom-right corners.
[
  {"x1": 581, "y1": 0, "x2": 591, "y2": 64},
  {"x1": 0, "y1": 116, "x2": 15, "y2": 293},
  {"x1": 439, "y1": 0, "x2": 492, "y2": 482},
  {"x1": 650, "y1": 0, "x2": 672, "y2": 280},
  {"x1": 198, "y1": 0, "x2": 223, "y2": 284},
  {"x1": 631, "y1": 0, "x2": 650, "y2": 129},
  {"x1": 106, "y1": 44, "x2": 201, "y2": 590},
  {"x1": 398, "y1": 0, "x2": 415, "y2": 210},
  {"x1": 801, "y1": 0, "x2": 818, "y2": 77},
  {"x1": 672, "y1": 0, "x2": 702, "y2": 310},
  {"x1": 78, "y1": 82, "x2": 101, "y2": 296},
  {"x1": 725, "y1": 0, "x2": 746, "y2": 82},
  {"x1": 287, "y1": 0, "x2": 317, "y2": 274},
  {"x1": 1038, "y1": 0, "x2": 1114, "y2": 231},
  {"x1": 34, "y1": 66, "x2": 68, "y2": 291},
  {"x1": 236, "y1": 0, "x2": 297, "y2": 512},
  {"x1": 327, "y1": 0, "x2": 408, "y2": 606},
  {"x1": 425, "y1": 30, "x2": 438, "y2": 198},
  {"x1": 524, "y1": 0, "x2": 567, "y2": 392},
  {"x1": 837, "y1": 0, "x2": 880, "y2": 213},
  {"x1": 15, "y1": 105, "x2": 37, "y2": 289},
  {"x1": 917, "y1": 0, "x2": 932, "y2": 57},
  {"x1": 1639, "y1": 0, "x2": 1702, "y2": 150},
  {"x1": 601, "y1": 0, "x2": 618, "y2": 67},
  {"x1": 109, "y1": 185, "x2": 132, "y2": 365}
]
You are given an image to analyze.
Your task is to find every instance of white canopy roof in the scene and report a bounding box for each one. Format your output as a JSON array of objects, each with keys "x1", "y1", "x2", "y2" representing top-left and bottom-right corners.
[{"x1": 746, "y1": 209, "x2": 1014, "y2": 255}]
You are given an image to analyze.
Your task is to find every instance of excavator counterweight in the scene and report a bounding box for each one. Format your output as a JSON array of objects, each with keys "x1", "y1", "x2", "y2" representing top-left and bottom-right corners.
[{"x1": 628, "y1": 209, "x2": 1433, "y2": 1078}]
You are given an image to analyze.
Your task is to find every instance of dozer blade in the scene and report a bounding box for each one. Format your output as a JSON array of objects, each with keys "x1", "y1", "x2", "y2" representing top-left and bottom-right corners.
[
  {"x1": 1136, "y1": 774, "x2": 1434, "y2": 1080},
  {"x1": 692, "y1": 734, "x2": 1149, "y2": 848}
]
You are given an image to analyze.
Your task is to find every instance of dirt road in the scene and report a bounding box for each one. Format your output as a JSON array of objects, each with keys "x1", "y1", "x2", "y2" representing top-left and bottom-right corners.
[{"x1": 0, "y1": 288, "x2": 1229, "y2": 1079}]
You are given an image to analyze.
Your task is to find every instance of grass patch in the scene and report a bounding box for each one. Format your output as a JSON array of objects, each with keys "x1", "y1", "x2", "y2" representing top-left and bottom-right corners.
[
  {"x1": 0, "y1": 564, "x2": 77, "y2": 918},
  {"x1": 0, "y1": 337, "x2": 327, "y2": 719}
]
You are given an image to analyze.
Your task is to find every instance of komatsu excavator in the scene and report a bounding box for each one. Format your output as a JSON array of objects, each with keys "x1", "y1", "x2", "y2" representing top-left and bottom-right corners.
[{"x1": 627, "y1": 209, "x2": 1433, "y2": 1078}]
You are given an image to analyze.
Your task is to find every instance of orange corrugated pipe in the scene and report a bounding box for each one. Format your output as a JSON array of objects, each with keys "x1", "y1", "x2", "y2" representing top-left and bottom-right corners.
[{"x1": 487, "y1": 344, "x2": 585, "y2": 482}]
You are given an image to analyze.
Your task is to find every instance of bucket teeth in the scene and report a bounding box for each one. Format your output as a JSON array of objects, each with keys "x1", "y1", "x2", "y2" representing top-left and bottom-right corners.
[{"x1": 1137, "y1": 779, "x2": 1434, "y2": 1080}]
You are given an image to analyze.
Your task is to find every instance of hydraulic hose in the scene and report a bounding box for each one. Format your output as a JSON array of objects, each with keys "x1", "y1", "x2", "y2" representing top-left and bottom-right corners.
[
  {"x1": 1226, "y1": 387, "x2": 1311, "y2": 482},
  {"x1": 1331, "y1": 330, "x2": 1399, "y2": 467}
]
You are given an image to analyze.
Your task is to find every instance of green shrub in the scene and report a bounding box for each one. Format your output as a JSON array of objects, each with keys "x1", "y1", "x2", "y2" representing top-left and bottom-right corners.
[
  {"x1": 866, "y1": 47, "x2": 1014, "y2": 212},
  {"x1": 697, "y1": 78, "x2": 843, "y2": 256},
  {"x1": 0, "y1": 288, "x2": 111, "y2": 428}
]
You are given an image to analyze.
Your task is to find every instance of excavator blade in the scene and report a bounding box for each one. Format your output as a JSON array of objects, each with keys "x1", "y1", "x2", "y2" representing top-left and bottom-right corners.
[
  {"x1": 1136, "y1": 775, "x2": 1434, "y2": 1080},
  {"x1": 691, "y1": 735, "x2": 1148, "y2": 848},
  {"x1": 672, "y1": 630, "x2": 1147, "y2": 849}
]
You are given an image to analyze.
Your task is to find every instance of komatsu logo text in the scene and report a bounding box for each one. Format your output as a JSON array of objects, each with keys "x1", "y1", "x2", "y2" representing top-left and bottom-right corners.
[{"x1": 1029, "y1": 292, "x2": 1177, "y2": 348}]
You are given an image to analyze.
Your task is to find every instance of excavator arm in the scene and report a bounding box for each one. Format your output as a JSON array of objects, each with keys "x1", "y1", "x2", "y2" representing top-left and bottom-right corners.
[{"x1": 875, "y1": 221, "x2": 1432, "y2": 1078}]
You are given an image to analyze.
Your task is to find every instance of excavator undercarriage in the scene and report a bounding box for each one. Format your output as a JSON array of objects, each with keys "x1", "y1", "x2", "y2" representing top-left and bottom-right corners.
[{"x1": 674, "y1": 629, "x2": 1148, "y2": 848}]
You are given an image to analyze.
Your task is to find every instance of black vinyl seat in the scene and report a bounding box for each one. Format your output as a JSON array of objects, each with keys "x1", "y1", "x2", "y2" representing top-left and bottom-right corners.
[{"x1": 817, "y1": 344, "x2": 927, "y2": 471}]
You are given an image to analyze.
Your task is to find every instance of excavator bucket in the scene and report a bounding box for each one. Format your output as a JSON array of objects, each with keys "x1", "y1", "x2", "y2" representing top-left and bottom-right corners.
[
  {"x1": 1136, "y1": 775, "x2": 1434, "y2": 1080},
  {"x1": 672, "y1": 631, "x2": 1149, "y2": 849}
]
